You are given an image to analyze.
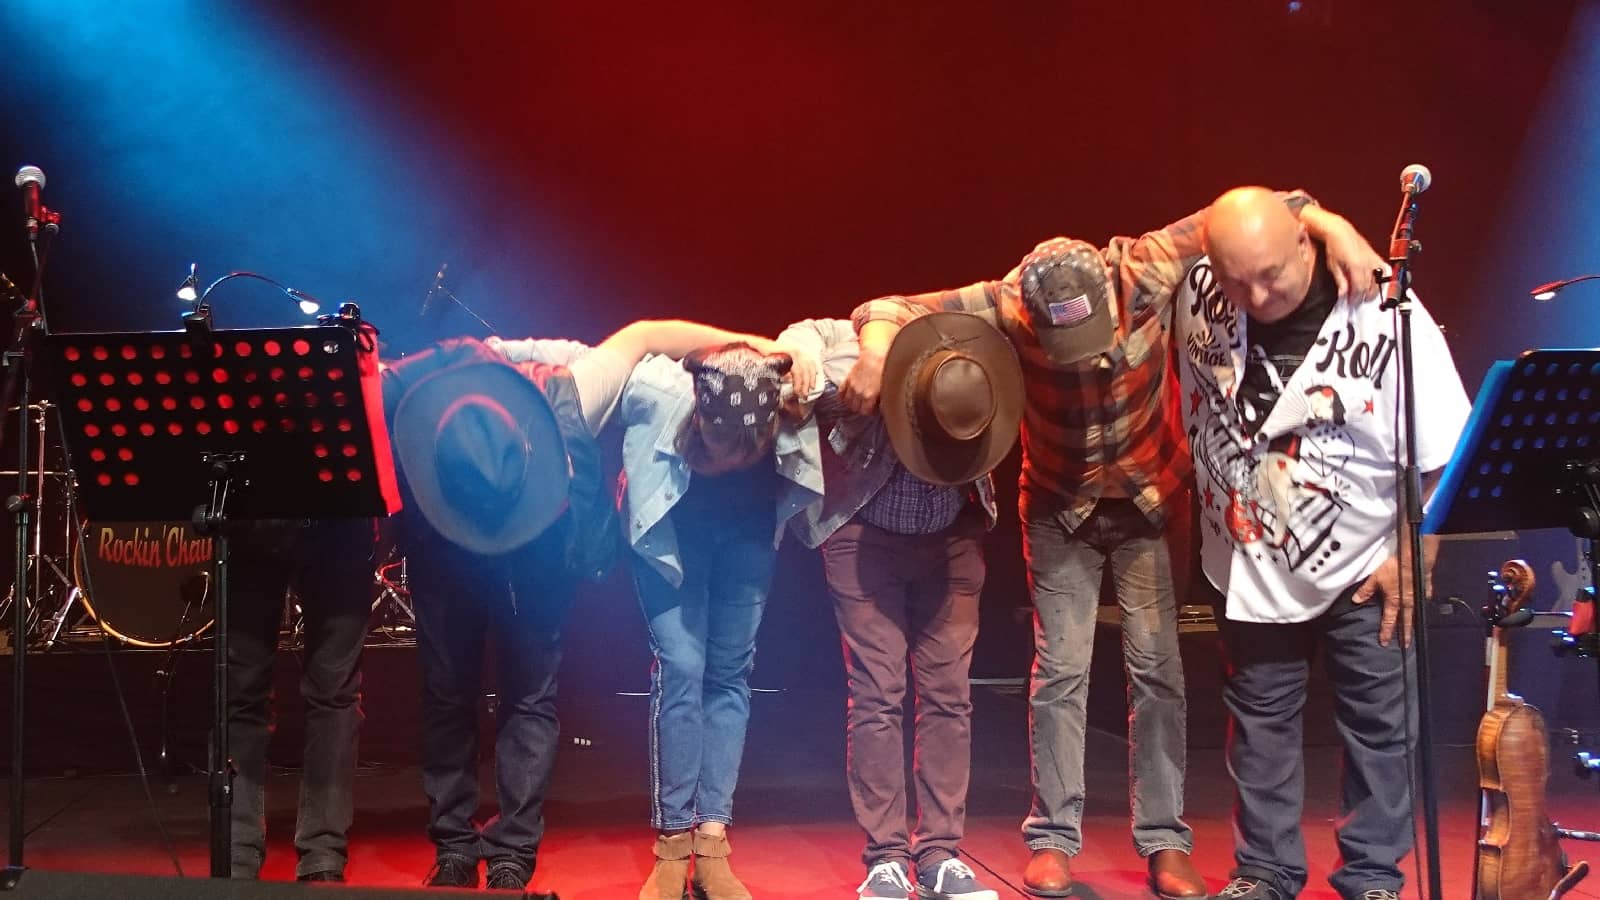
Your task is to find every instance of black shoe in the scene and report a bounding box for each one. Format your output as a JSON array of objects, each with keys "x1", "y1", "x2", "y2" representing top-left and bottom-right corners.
[
  {"x1": 296, "y1": 870, "x2": 345, "y2": 883},
  {"x1": 485, "y1": 857, "x2": 531, "y2": 891},
  {"x1": 424, "y1": 854, "x2": 479, "y2": 888},
  {"x1": 1212, "y1": 877, "x2": 1284, "y2": 899}
]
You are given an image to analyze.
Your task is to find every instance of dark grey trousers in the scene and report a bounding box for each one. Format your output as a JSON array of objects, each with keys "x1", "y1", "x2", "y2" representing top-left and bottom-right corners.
[
  {"x1": 228, "y1": 519, "x2": 374, "y2": 879},
  {"x1": 1214, "y1": 585, "x2": 1416, "y2": 899}
]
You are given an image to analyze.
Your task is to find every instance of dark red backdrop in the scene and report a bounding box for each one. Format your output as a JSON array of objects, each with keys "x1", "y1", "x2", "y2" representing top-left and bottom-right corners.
[{"x1": 0, "y1": 0, "x2": 1592, "y2": 695}]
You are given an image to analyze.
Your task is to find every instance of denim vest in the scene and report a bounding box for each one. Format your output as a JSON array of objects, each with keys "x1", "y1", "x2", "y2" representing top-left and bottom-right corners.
[{"x1": 618, "y1": 354, "x2": 823, "y2": 588}]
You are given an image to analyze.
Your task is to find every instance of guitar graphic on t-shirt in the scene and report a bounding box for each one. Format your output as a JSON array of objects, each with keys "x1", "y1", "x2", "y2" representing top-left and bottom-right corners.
[{"x1": 1188, "y1": 355, "x2": 1355, "y2": 572}]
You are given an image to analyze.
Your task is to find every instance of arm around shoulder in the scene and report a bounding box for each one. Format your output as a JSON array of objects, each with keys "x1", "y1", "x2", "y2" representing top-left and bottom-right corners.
[{"x1": 597, "y1": 319, "x2": 781, "y2": 368}]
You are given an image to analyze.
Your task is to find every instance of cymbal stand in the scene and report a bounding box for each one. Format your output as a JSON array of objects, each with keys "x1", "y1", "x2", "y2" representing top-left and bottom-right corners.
[
  {"x1": 30, "y1": 405, "x2": 81, "y2": 648},
  {"x1": 0, "y1": 403, "x2": 80, "y2": 648},
  {"x1": 372, "y1": 556, "x2": 415, "y2": 641}
]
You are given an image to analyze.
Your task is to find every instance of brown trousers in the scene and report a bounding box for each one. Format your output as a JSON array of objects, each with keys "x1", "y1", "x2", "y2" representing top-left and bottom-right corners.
[{"x1": 820, "y1": 517, "x2": 986, "y2": 871}]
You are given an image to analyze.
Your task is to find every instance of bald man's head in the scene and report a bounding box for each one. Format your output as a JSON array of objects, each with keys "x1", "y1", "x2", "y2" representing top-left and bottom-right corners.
[{"x1": 1203, "y1": 187, "x2": 1317, "y2": 324}]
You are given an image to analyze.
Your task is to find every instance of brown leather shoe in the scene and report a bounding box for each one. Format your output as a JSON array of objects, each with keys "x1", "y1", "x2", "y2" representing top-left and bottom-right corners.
[
  {"x1": 639, "y1": 832, "x2": 692, "y2": 900},
  {"x1": 689, "y1": 831, "x2": 752, "y2": 900},
  {"x1": 1146, "y1": 849, "x2": 1207, "y2": 899},
  {"x1": 1023, "y1": 848, "x2": 1073, "y2": 897}
]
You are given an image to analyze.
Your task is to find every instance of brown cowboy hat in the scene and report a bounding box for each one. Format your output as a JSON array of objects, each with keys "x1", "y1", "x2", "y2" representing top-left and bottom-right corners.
[
  {"x1": 391, "y1": 351, "x2": 569, "y2": 556},
  {"x1": 880, "y1": 312, "x2": 1024, "y2": 486}
]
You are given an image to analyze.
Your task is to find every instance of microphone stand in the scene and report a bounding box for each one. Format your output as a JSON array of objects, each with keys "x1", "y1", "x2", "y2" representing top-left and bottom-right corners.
[
  {"x1": 1381, "y1": 185, "x2": 1445, "y2": 900},
  {"x1": 421, "y1": 267, "x2": 497, "y2": 335},
  {"x1": 1, "y1": 213, "x2": 55, "y2": 892}
]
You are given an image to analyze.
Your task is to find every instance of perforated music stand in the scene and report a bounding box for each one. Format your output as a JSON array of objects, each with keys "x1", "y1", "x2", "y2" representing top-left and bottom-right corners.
[
  {"x1": 43, "y1": 324, "x2": 400, "y2": 878},
  {"x1": 1424, "y1": 349, "x2": 1600, "y2": 539}
]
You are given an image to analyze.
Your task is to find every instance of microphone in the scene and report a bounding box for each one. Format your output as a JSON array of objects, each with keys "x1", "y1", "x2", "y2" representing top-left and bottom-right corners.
[
  {"x1": 1400, "y1": 163, "x2": 1432, "y2": 195},
  {"x1": 14, "y1": 165, "x2": 46, "y2": 238},
  {"x1": 420, "y1": 262, "x2": 448, "y2": 316},
  {"x1": 1384, "y1": 163, "x2": 1431, "y2": 307}
]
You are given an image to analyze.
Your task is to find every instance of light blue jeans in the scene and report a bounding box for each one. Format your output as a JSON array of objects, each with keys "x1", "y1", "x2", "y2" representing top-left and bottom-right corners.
[
  {"x1": 631, "y1": 522, "x2": 776, "y2": 831},
  {"x1": 1020, "y1": 491, "x2": 1192, "y2": 858}
]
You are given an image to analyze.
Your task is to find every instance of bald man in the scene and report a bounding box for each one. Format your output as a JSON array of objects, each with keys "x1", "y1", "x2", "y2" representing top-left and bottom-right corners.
[{"x1": 1174, "y1": 188, "x2": 1471, "y2": 900}]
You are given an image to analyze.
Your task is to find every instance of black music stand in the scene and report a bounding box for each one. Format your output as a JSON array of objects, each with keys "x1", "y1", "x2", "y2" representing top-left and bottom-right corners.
[
  {"x1": 1425, "y1": 349, "x2": 1600, "y2": 539},
  {"x1": 43, "y1": 324, "x2": 400, "y2": 878}
]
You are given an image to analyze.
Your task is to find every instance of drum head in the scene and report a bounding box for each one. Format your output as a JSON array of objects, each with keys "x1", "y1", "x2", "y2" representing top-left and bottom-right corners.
[{"x1": 75, "y1": 520, "x2": 214, "y2": 646}]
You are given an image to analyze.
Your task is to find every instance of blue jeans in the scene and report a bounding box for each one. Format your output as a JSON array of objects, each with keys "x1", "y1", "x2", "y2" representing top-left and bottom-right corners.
[
  {"x1": 630, "y1": 520, "x2": 776, "y2": 831},
  {"x1": 1020, "y1": 492, "x2": 1191, "y2": 857},
  {"x1": 1214, "y1": 586, "x2": 1415, "y2": 899}
]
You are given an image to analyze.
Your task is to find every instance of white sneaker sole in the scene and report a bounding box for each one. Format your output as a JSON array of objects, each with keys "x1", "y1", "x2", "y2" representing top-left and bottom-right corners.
[{"x1": 915, "y1": 887, "x2": 1000, "y2": 900}]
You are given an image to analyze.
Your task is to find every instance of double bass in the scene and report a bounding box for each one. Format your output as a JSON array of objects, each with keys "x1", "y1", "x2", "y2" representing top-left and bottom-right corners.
[{"x1": 1475, "y1": 559, "x2": 1589, "y2": 899}]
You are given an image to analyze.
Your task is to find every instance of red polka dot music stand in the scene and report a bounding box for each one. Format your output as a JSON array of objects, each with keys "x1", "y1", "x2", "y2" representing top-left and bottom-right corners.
[{"x1": 44, "y1": 321, "x2": 401, "y2": 878}]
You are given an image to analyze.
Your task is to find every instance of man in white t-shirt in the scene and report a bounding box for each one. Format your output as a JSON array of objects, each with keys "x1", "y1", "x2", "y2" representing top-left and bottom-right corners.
[{"x1": 1172, "y1": 188, "x2": 1471, "y2": 900}]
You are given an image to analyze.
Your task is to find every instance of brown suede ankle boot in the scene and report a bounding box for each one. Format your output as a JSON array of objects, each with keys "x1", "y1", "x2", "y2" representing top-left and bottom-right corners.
[
  {"x1": 689, "y1": 830, "x2": 752, "y2": 900},
  {"x1": 639, "y1": 832, "x2": 693, "y2": 900}
]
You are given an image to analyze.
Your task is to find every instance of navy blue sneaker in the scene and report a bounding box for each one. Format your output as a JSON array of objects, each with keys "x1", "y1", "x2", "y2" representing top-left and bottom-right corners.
[
  {"x1": 916, "y1": 858, "x2": 997, "y2": 900},
  {"x1": 858, "y1": 860, "x2": 915, "y2": 899}
]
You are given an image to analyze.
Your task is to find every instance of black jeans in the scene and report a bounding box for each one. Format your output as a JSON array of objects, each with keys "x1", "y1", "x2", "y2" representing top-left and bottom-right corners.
[
  {"x1": 227, "y1": 518, "x2": 375, "y2": 879},
  {"x1": 411, "y1": 518, "x2": 573, "y2": 871},
  {"x1": 1213, "y1": 585, "x2": 1415, "y2": 899}
]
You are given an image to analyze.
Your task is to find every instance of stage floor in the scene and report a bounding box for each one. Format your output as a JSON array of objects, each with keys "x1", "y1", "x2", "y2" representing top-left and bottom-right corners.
[{"x1": 4, "y1": 719, "x2": 1598, "y2": 899}]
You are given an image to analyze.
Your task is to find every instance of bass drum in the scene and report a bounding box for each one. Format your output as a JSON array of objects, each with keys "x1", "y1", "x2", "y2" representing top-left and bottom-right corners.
[{"x1": 74, "y1": 520, "x2": 215, "y2": 647}]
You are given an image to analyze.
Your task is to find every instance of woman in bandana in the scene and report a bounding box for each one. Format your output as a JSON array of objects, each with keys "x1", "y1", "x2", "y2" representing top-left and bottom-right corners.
[
  {"x1": 619, "y1": 342, "x2": 820, "y2": 900},
  {"x1": 496, "y1": 336, "x2": 818, "y2": 899}
]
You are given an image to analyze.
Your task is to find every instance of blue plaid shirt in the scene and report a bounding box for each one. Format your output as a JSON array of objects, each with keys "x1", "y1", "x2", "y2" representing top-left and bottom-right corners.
[{"x1": 857, "y1": 461, "x2": 966, "y2": 534}]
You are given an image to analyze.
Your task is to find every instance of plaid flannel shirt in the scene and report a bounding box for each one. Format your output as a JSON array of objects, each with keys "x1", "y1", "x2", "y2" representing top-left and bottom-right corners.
[{"x1": 852, "y1": 196, "x2": 1311, "y2": 531}]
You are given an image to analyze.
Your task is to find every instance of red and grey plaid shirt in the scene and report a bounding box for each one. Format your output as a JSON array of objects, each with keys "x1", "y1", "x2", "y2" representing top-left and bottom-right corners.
[{"x1": 853, "y1": 199, "x2": 1307, "y2": 530}]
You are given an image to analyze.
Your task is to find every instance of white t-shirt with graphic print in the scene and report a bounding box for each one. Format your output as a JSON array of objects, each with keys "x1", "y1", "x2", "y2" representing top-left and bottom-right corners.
[{"x1": 1174, "y1": 258, "x2": 1472, "y2": 624}]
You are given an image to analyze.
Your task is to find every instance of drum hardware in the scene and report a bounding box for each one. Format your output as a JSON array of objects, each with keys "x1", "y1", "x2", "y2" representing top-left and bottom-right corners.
[
  {"x1": 371, "y1": 555, "x2": 416, "y2": 641},
  {"x1": 0, "y1": 400, "x2": 85, "y2": 649},
  {"x1": 72, "y1": 521, "x2": 216, "y2": 648},
  {"x1": 282, "y1": 552, "x2": 416, "y2": 649},
  {"x1": 153, "y1": 570, "x2": 211, "y2": 790}
]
